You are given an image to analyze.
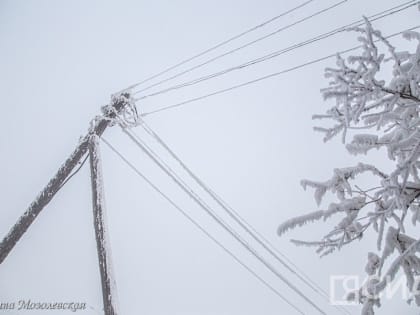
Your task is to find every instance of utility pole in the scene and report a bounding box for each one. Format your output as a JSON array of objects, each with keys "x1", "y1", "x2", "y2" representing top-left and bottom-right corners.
[
  {"x1": 0, "y1": 93, "x2": 130, "y2": 265},
  {"x1": 0, "y1": 93, "x2": 129, "y2": 264},
  {"x1": 0, "y1": 94, "x2": 131, "y2": 315},
  {"x1": 89, "y1": 134, "x2": 118, "y2": 315}
]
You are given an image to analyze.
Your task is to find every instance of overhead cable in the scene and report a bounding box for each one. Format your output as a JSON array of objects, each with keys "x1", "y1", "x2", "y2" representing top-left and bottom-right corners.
[
  {"x1": 120, "y1": 126, "x2": 328, "y2": 315},
  {"x1": 140, "y1": 25, "x2": 420, "y2": 117},
  {"x1": 101, "y1": 137, "x2": 306, "y2": 315},
  {"x1": 114, "y1": 0, "x2": 317, "y2": 94},
  {"x1": 134, "y1": 1, "x2": 419, "y2": 100},
  {"x1": 139, "y1": 120, "x2": 351, "y2": 315},
  {"x1": 132, "y1": 0, "x2": 349, "y2": 96}
]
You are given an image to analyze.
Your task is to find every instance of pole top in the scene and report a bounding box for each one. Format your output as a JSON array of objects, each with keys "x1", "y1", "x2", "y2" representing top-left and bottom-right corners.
[{"x1": 100, "y1": 92, "x2": 139, "y2": 128}]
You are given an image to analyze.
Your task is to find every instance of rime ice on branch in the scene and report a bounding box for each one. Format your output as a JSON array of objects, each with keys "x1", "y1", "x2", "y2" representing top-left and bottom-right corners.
[{"x1": 278, "y1": 19, "x2": 420, "y2": 314}]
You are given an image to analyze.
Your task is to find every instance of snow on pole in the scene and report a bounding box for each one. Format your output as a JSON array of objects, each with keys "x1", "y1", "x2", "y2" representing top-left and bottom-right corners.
[
  {"x1": 0, "y1": 93, "x2": 130, "y2": 265},
  {"x1": 89, "y1": 134, "x2": 118, "y2": 315}
]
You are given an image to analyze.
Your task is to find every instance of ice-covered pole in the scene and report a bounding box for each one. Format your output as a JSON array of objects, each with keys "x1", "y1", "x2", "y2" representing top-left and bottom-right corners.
[
  {"x1": 0, "y1": 93, "x2": 130, "y2": 265},
  {"x1": 89, "y1": 134, "x2": 118, "y2": 315}
]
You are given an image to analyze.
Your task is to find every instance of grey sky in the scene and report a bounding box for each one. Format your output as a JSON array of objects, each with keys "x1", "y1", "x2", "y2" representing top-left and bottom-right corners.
[{"x1": 0, "y1": 0, "x2": 419, "y2": 314}]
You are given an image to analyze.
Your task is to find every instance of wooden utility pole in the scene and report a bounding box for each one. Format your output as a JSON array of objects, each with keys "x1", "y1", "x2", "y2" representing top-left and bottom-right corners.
[
  {"x1": 0, "y1": 94, "x2": 129, "y2": 265},
  {"x1": 89, "y1": 134, "x2": 117, "y2": 315}
]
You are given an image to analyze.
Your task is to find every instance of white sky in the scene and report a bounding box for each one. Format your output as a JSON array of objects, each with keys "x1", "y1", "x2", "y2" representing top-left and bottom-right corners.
[{"x1": 0, "y1": 0, "x2": 419, "y2": 314}]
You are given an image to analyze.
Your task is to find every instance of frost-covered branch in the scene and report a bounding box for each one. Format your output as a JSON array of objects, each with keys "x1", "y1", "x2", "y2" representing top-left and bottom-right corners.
[{"x1": 279, "y1": 19, "x2": 420, "y2": 314}]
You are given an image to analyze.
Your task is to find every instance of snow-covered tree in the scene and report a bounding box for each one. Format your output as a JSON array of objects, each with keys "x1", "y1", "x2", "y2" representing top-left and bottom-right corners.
[{"x1": 278, "y1": 19, "x2": 420, "y2": 314}]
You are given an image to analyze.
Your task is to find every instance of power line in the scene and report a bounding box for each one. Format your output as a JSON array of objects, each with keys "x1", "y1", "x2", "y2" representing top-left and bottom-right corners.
[
  {"x1": 114, "y1": 0, "x2": 317, "y2": 94},
  {"x1": 58, "y1": 153, "x2": 89, "y2": 190},
  {"x1": 100, "y1": 137, "x2": 306, "y2": 315},
  {"x1": 119, "y1": 126, "x2": 328, "y2": 315},
  {"x1": 134, "y1": 1, "x2": 419, "y2": 100},
  {"x1": 140, "y1": 24, "x2": 420, "y2": 117},
  {"x1": 138, "y1": 120, "x2": 351, "y2": 315},
  {"x1": 132, "y1": 0, "x2": 348, "y2": 96}
]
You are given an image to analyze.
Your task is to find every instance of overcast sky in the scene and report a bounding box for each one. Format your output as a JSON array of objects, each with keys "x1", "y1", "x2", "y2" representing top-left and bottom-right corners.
[{"x1": 0, "y1": 1, "x2": 419, "y2": 314}]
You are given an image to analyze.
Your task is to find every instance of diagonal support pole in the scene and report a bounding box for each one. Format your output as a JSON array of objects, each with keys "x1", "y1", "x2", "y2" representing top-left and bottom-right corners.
[
  {"x1": 89, "y1": 134, "x2": 118, "y2": 315},
  {"x1": 0, "y1": 93, "x2": 130, "y2": 265}
]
